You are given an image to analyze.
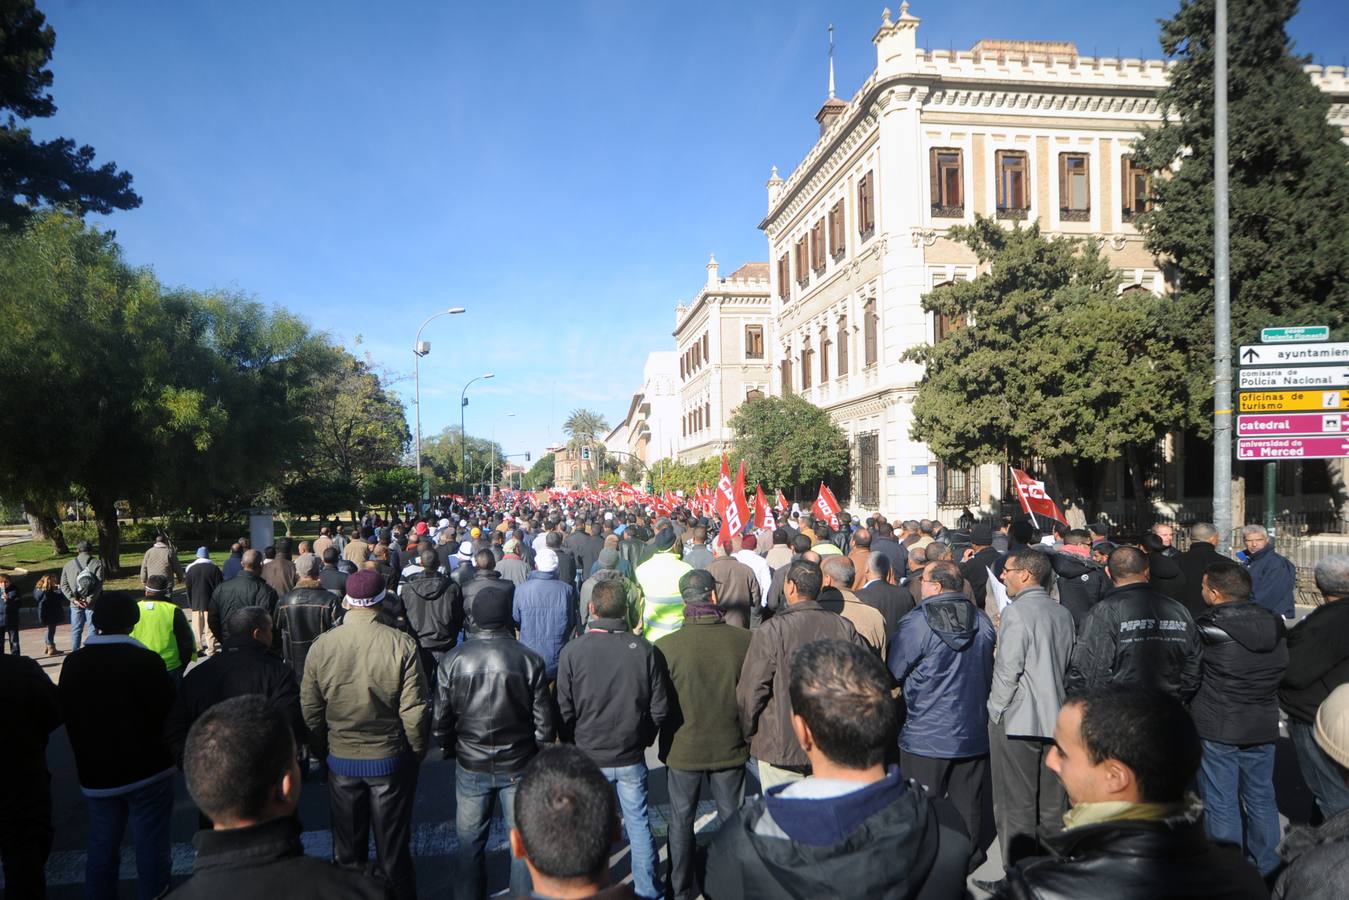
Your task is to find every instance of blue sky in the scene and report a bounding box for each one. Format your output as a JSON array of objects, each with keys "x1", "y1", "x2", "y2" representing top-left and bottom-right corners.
[{"x1": 34, "y1": 0, "x2": 1348, "y2": 463}]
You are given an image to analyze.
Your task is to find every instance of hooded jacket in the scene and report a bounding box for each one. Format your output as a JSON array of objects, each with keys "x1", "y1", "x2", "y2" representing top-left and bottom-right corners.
[
  {"x1": 1047, "y1": 551, "x2": 1108, "y2": 631},
  {"x1": 888, "y1": 593, "x2": 996, "y2": 758},
  {"x1": 1065, "y1": 582, "x2": 1202, "y2": 702},
  {"x1": 399, "y1": 570, "x2": 463, "y2": 655},
  {"x1": 512, "y1": 570, "x2": 577, "y2": 678},
  {"x1": 704, "y1": 767, "x2": 970, "y2": 900},
  {"x1": 1191, "y1": 599, "x2": 1288, "y2": 744},
  {"x1": 1147, "y1": 551, "x2": 1188, "y2": 605}
]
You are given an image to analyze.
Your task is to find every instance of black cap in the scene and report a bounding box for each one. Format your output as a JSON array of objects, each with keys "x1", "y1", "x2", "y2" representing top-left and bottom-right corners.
[
  {"x1": 653, "y1": 528, "x2": 677, "y2": 552},
  {"x1": 92, "y1": 591, "x2": 140, "y2": 633},
  {"x1": 679, "y1": 569, "x2": 716, "y2": 603},
  {"x1": 970, "y1": 525, "x2": 993, "y2": 546},
  {"x1": 475, "y1": 592, "x2": 513, "y2": 630},
  {"x1": 144, "y1": 575, "x2": 169, "y2": 595}
]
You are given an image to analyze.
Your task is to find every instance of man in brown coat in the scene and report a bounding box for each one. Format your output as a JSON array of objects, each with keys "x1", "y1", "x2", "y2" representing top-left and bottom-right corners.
[{"x1": 705, "y1": 539, "x2": 762, "y2": 629}]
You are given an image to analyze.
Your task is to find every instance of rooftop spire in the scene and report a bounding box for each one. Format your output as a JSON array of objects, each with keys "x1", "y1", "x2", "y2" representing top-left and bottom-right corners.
[{"x1": 828, "y1": 23, "x2": 836, "y2": 99}]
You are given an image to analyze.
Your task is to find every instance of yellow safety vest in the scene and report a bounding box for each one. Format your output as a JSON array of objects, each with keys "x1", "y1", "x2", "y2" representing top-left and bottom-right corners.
[{"x1": 131, "y1": 599, "x2": 184, "y2": 672}]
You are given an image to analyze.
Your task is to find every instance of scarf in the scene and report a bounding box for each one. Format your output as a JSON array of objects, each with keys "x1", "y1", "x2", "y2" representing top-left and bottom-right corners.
[
  {"x1": 683, "y1": 601, "x2": 723, "y2": 621},
  {"x1": 1063, "y1": 799, "x2": 1187, "y2": 830}
]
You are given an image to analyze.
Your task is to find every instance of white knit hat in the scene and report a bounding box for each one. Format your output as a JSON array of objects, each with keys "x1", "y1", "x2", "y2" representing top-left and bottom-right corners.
[{"x1": 1315, "y1": 683, "x2": 1349, "y2": 770}]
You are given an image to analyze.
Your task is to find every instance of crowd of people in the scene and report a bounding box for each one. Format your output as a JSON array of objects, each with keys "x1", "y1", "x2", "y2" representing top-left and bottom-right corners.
[{"x1": 4, "y1": 498, "x2": 1349, "y2": 900}]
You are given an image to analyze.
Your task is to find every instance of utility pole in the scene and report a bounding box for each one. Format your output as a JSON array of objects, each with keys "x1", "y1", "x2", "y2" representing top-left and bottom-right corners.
[{"x1": 1212, "y1": 0, "x2": 1234, "y2": 547}]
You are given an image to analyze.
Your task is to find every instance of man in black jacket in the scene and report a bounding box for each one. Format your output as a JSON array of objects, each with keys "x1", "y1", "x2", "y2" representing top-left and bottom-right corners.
[
  {"x1": 400, "y1": 548, "x2": 463, "y2": 699},
  {"x1": 557, "y1": 580, "x2": 669, "y2": 900},
  {"x1": 164, "y1": 607, "x2": 304, "y2": 765},
  {"x1": 1191, "y1": 561, "x2": 1287, "y2": 876},
  {"x1": 996, "y1": 687, "x2": 1267, "y2": 899},
  {"x1": 168, "y1": 695, "x2": 390, "y2": 899},
  {"x1": 1281, "y1": 554, "x2": 1349, "y2": 820},
  {"x1": 209, "y1": 549, "x2": 279, "y2": 646},
  {"x1": 319, "y1": 547, "x2": 349, "y2": 599},
  {"x1": 461, "y1": 550, "x2": 515, "y2": 634},
  {"x1": 857, "y1": 553, "x2": 915, "y2": 641},
  {"x1": 706, "y1": 639, "x2": 969, "y2": 900},
  {"x1": 59, "y1": 592, "x2": 177, "y2": 900},
  {"x1": 1048, "y1": 530, "x2": 1109, "y2": 630},
  {"x1": 276, "y1": 557, "x2": 340, "y2": 682},
  {"x1": 959, "y1": 525, "x2": 1001, "y2": 611},
  {"x1": 435, "y1": 589, "x2": 554, "y2": 900},
  {"x1": 1065, "y1": 546, "x2": 1202, "y2": 702},
  {"x1": 0, "y1": 653, "x2": 61, "y2": 899},
  {"x1": 1177, "y1": 523, "x2": 1226, "y2": 619}
]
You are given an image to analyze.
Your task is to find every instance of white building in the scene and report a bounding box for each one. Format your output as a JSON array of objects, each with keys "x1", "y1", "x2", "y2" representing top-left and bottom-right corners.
[
  {"x1": 674, "y1": 255, "x2": 774, "y2": 463},
  {"x1": 760, "y1": 3, "x2": 1349, "y2": 518},
  {"x1": 609, "y1": 351, "x2": 680, "y2": 474}
]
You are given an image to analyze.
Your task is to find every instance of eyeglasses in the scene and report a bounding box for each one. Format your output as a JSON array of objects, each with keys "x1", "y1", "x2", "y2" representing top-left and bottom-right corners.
[{"x1": 1002, "y1": 567, "x2": 1023, "y2": 575}]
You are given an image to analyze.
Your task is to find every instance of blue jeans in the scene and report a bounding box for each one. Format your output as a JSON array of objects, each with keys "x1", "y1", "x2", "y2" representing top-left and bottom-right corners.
[
  {"x1": 454, "y1": 766, "x2": 529, "y2": 900},
  {"x1": 84, "y1": 774, "x2": 175, "y2": 900},
  {"x1": 1197, "y1": 739, "x2": 1282, "y2": 875},
  {"x1": 1290, "y1": 719, "x2": 1349, "y2": 820},
  {"x1": 70, "y1": 605, "x2": 95, "y2": 651},
  {"x1": 600, "y1": 761, "x2": 661, "y2": 900}
]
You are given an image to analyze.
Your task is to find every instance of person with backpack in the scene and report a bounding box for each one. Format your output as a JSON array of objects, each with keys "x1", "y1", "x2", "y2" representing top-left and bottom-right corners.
[{"x1": 59, "y1": 539, "x2": 104, "y2": 652}]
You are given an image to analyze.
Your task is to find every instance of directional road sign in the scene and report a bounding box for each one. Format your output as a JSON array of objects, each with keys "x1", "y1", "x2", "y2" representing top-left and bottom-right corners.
[
  {"x1": 1238, "y1": 366, "x2": 1349, "y2": 390},
  {"x1": 1238, "y1": 342, "x2": 1349, "y2": 366},
  {"x1": 1239, "y1": 390, "x2": 1347, "y2": 412},
  {"x1": 1261, "y1": 325, "x2": 1329, "y2": 343},
  {"x1": 1237, "y1": 412, "x2": 1349, "y2": 437},
  {"x1": 1237, "y1": 436, "x2": 1349, "y2": 461}
]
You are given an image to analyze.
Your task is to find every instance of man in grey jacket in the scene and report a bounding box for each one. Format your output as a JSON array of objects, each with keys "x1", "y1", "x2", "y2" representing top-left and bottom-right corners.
[
  {"x1": 59, "y1": 540, "x2": 104, "y2": 651},
  {"x1": 987, "y1": 548, "x2": 1076, "y2": 870}
]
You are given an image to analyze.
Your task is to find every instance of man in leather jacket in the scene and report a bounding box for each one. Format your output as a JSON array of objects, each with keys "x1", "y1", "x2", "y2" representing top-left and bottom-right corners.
[
  {"x1": 434, "y1": 589, "x2": 554, "y2": 900},
  {"x1": 995, "y1": 687, "x2": 1267, "y2": 899},
  {"x1": 401, "y1": 548, "x2": 463, "y2": 702},
  {"x1": 275, "y1": 556, "x2": 340, "y2": 682}
]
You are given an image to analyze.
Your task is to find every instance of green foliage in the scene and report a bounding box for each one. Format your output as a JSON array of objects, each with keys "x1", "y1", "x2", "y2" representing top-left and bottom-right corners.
[
  {"x1": 295, "y1": 349, "x2": 409, "y2": 487},
  {"x1": 522, "y1": 452, "x2": 555, "y2": 490},
  {"x1": 0, "y1": 0, "x2": 140, "y2": 228},
  {"x1": 362, "y1": 467, "x2": 421, "y2": 512},
  {"x1": 905, "y1": 218, "x2": 1188, "y2": 467},
  {"x1": 728, "y1": 395, "x2": 847, "y2": 495},
  {"x1": 1133, "y1": 0, "x2": 1349, "y2": 430},
  {"x1": 563, "y1": 408, "x2": 610, "y2": 483},
  {"x1": 420, "y1": 426, "x2": 504, "y2": 495},
  {"x1": 649, "y1": 456, "x2": 731, "y2": 497},
  {"x1": 281, "y1": 475, "x2": 357, "y2": 520}
]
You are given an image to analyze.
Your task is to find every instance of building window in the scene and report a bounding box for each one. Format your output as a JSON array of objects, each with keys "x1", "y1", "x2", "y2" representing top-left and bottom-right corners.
[
  {"x1": 837, "y1": 317, "x2": 849, "y2": 376},
  {"x1": 704, "y1": 402, "x2": 711, "y2": 430},
  {"x1": 930, "y1": 148, "x2": 963, "y2": 217},
  {"x1": 1059, "y1": 153, "x2": 1090, "y2": 221},
  {"x1": 745, "y1": 324, "x2": 764, "y2": 359},
  {"x1": 781, "y1": 358, "x2": 793, "y2": 395},
  {"x1": 746, "y1": 388, "x2": 764, "y2": 401},
  {"x1": 863, "y1": 299, "x2": 878, "y2": 366},
  {"x1": 936, "y1": 462, "x2": 979, "y2": 508},
  {"x1": 679, "y1": 357, "x2": 685, "y2": 379},
  {"x1": 1121, "y1": 155, "x2": 1151, "y2": 222},
  {"x1": 801, "y1": 340, "x2": 813, "y2": 390},
  {"x1": 777, "y1": 254, "x2": 790, "y2": 299},
  {"x1": 995, "y1": 150, "x2": 1030, "y2": 219},
  {"x1": 856, "y1": 432, "x2": 880, "y2": 508},
  {"x1": 702, "y1": 333, "x2": 708, "y2": 360},
  {"x1": 858, "y1": 170, "x2": 875, "y2": 238},
  {"x1": 682, "y1": 414, "x2": 687, "y2": 437},
  {"x1": 935, "y1": 310, "x2": 966, "y2": 342},
  {"x1": 811, "y1": 219, "x2": 826, "y2": 273},
  {"x1": 819, "y1": 326, "x2": 830, "y2": 383},
  {"x1": 795, "y1": 235, "x2": 810, "y2": 286},
  {"x1": 828, "y1": 201, "x2": 846, "y2": 260}
]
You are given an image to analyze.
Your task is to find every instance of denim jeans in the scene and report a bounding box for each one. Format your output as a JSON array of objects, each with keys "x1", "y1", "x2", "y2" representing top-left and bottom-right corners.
[
  {"x1": 1290, "y1": 719, "x2": 1349, "y2": 820},
  {"x1": 600, "y1": 761, "x2": 661, "y2": 900},
  {"x1": 84, "y1": 774, "x2": 175, "y2": 900},
  {"x1": 70, "y1": 605, "x2": 95, "y2": 652},
  {"x1": 1198, "y1": 739, "x2": 1282, "y2": 875},
  {"x1": 455, "y1": 766, "x2": 529, "y2": 900},
  {"x1": 666, "y1": 767, "x2": 745, "y2": 900}
]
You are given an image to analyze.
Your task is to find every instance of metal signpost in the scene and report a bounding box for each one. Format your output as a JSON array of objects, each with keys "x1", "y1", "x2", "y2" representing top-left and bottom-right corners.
[{"x1": 1237, "y1": 326, "x2": 1347, "y2": 530}]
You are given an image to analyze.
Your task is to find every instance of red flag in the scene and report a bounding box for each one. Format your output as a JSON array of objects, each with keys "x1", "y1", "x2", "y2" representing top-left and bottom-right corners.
[
  {"x1": 1009, "y1": 467, "x2": 1067, "y2": 527},
  {"x1": 715, "y1": 455, "x2": 749, "y2": 535},
  {"x1": 775, "y1": 489, "x2": 788, "y2": 512},
  {"x1": 715, "y1": 455, "x2": 733, "y2": 516},
  {"x1": 753, "y1": 484, "x2": 777, "y2": 530},
  {"x1": 813, "y1": 483, "x2": 842, "y2": 531}
]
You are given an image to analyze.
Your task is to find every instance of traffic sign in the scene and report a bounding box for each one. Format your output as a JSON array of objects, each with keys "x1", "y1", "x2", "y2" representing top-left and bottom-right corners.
[
  {"x1": 1238, "y1": 366, "x2": 1349, "y2": 390},
  {"x1": 1238, "y1": 342, "x2": 1349, "y2": 366},
  {"x1": 1238, "y1": 412, "x2": 1349, "y2": 437},
  {"x1": 1261, "y1": 325, "x2": 1329, "y2": 343},
  {"x1": 1239, "y1": 390, "x2": 1347, "y2": 412},
  {"x1": 1237, "y1": 436, "x2": 1349, "y2": 460}
]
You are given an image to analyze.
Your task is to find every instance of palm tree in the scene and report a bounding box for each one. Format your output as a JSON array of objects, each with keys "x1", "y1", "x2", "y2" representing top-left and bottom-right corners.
[{"x1": 563, "y1": 408, "x2": 610, "y2": 487}]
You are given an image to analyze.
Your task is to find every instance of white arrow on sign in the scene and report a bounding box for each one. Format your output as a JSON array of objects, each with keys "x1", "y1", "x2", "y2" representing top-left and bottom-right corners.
[
  {"x1": 1238, "y1": 366, "x2": 1349, "y2": 390},
  {"x1": 1239, "y1": 342, "x2": 1349, "y2": 366}
]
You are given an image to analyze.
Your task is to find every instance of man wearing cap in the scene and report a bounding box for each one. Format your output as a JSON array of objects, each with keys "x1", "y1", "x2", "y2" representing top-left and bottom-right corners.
[
  {"x1": 512, "y1": 547, "x2": 576, "y2": 681},
  {"x1": 183, "y1": 546, "x2": 222, "y2": 655},
  {"x1": 436, "y1": 579, "x2": 554, "y2": 900},
  {"x1": 959, "y1": 525, "x2": 1001, "y2": 609},
  {"x1": 654, "y1": 570, "x2": 751, "y2": 900},
  {"x1": 59, "y1": 592, "x2": 178, "y2": 900},
  {"x1": 1274, "y1": 682, "x2": 1349, "y2": 899},
  {"x1": 451, "y1": 540, "x2": 478, "y2": 589},
  {"x1": 636, "y1": 528, "x2": 693, "y2": 641},
  {"x1": 301, "y1": 569, "x2": 429, "y2": 900},
  {"x1": 131, "y1": 576, "x2": 198, "y2": 683},
  {"x1": 60, "y1": 538, "x2": 105, "y2": 652},
  {"x1": 497, "y1": 537, "x2": 530, "y2": 586},
  {"x1": 579, "y1": 547, "x2": 642, "y2": 632}
]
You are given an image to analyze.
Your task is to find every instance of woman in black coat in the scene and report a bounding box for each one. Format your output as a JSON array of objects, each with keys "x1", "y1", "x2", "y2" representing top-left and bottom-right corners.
[{"x1": 35, "y1": 573, "x2": 65, "y2": 655}]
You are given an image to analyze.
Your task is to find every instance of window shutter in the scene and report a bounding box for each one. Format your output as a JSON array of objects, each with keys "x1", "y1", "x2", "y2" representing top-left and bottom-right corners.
[
  {"x1": 1058, "y1": 153, "x2": 1067, "y2": 208},
  {"x1": 930, "y1": 148, "x2": 940, "y2": 206}
]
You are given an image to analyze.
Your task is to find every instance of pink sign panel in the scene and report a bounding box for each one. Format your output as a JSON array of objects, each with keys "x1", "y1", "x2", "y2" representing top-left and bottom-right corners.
[
  {"x1": 1237, "y1": 436, "x2": 1349, "y2": 460},
  {"x1": 1237, "y1": 412, "x2": 1349, "y2": 437}
]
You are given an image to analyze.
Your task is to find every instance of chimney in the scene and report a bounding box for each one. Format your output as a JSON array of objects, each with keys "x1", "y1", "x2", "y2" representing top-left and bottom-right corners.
[
  {"x1": 874, "y1": 3, "x2": 921, "y2": 78},
  {"x1": 766, "y1": 166, "x2": 785, "y2": 210},
  {"x1": 706, "y1": 253, "x2": 719, "y2": 287},
  {"x1": 816, "y1": 97, "x2": 848, "y2": 135}
]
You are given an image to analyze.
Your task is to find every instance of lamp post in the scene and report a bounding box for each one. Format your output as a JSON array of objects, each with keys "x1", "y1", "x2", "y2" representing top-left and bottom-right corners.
[
  {"x1": 460, "y1": 373, "x2": 495, "y2": 499},
  {"x1": 414, "y1": 308, "x2": 466, "y2": 515}
]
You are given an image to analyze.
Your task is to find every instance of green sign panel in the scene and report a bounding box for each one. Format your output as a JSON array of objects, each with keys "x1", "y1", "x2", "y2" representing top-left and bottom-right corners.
[{"x1": 1262, "y1": 325, "x2": 1329, "y2": 343}]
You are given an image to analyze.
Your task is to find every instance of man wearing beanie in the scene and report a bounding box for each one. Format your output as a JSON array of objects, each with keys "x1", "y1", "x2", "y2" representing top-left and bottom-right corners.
[
  {"x1": 579, "y1": 547, "x2": 641, "y2": 631},
  {"x1": 301, "y1": 569, "x2": 428, "y2": 900},
  {"x1": 1274, "y1": 682, "x2": 1349, "y2": 898},
  {"x1": 654, "y1": 570, "x2": 751, "y2": 900},
  {"x1": 184, "y1": 546, "x2": 222, "y2": 655},
  {"x1": 131, "y1": 575, "x2": 198, "y2": 682},
  {"x1": 59, "y1": 591, "x2": 177, "y2": 900},
  {"x1": 512, "y1": 547, "x2": 576, "y2": 681},
  {"x1": 434, "y1": 586, "x2": 554, "y2": 900}
]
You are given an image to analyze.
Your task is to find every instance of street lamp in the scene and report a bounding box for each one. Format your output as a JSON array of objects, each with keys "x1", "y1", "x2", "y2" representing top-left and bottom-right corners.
[
  {"x1": 414, "y1": 308, "x2": 466, "y2": 514},
  {"x1": 460, "y1": 373, "x2": 495, "y2": 498}
]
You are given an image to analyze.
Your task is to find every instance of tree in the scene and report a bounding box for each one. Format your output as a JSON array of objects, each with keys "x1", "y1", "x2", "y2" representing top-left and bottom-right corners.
[
  {"x1": 1133, "y1": 0, "x2": 1349, "y2": 518},
  {"x1": 0, "y1": 0, "x2": 140, "y2": 229},
  {"x1": 522, "y1": 452, "x2": 555, "y2": 490},
  {"x1": 421, "y1": 426, "x2": 503, "y2": 496},
  {"x1": 295, "y1": 350, "x2": 409, "y2": 489},
  {"x1": 729, "y1": 395, "x2": 848, "y2": 498},
  {"x1": 362, "y1": 467, "x2": 420, "y2": 516},
  {"x1": 563, "y1": 408, "x2": 610, "y2": 486},
  {"x1": 904, "y1": 218, "x2": 1189, "y2": 510}
]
